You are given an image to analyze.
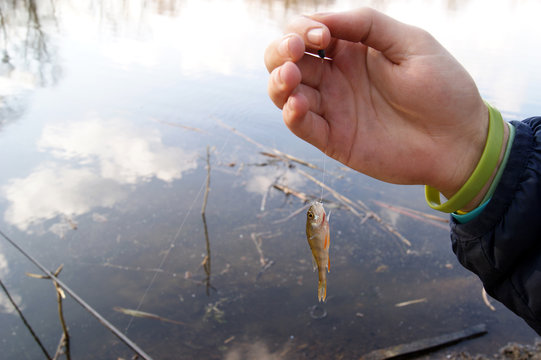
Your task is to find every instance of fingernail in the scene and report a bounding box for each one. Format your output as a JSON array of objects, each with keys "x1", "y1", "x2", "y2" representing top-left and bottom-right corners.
[
  {"x1": 278, "y1": 36, "x2": 291, "y2": 57},
  {"x1": 306, "y1": 27, "x2": 323, "y2": 46}
]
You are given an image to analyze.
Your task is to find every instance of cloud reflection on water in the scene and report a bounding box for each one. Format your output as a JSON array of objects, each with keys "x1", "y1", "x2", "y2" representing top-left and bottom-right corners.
[
  {"x1": 2, "y1": 118, "x2": 197, "y2": 233},
  {"x1": 0, "y1": 250, "x2": 21, "y2": 315}
]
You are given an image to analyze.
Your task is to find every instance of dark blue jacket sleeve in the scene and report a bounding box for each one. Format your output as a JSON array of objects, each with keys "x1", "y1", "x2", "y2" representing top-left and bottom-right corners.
[{"x1": 450, "y1": 117, "x2": 541, "y2": 334}]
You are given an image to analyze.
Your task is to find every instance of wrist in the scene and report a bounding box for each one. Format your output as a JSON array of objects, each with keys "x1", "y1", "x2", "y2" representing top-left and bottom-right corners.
[
  {"x1": 457, "y1": 120, "x2": 509, "y2": 211},
  {"x1": 425, "y1": 102, "x2": 507, "y2": 213}
]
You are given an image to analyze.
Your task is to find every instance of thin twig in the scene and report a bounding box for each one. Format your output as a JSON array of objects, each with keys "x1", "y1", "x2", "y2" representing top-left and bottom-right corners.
[
  {"x1": 201, "y1": 146, "x2": 212, "y2": 295},
  {"x1": 250, "y1": 233, "x2": 268, "y2": 267},
  {"x1": 201, "y1": 146, "x2": 211, "y2": 216},
  {"x1": 52, "y1": 332, "x2": 66, "y2": 360},
  {"x1": 52, "y1": 265, "x2": 70, "y2": 360}
]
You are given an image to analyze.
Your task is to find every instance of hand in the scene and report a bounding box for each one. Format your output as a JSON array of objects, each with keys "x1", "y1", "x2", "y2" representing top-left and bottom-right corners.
[{"x1": 264, "y1": 8, "x2": 489, "y2": 199}]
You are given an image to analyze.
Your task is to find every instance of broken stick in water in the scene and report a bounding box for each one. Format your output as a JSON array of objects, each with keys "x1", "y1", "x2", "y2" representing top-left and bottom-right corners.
[
  {"x1": 113, "y1": 307, "x2": 187, "y2": 326},
  {"x1": 360, "y1": 324, "x2": 487, "y2": 360},
  {"x1": 272, "y1": 184, "x2": 312, "y2": 203},
  {"x1": 395, "y1": 298, "x2": 427, "y2": 307},
  {"x1": 482, "y1": 287, "x2": 496, "y2": 311}
]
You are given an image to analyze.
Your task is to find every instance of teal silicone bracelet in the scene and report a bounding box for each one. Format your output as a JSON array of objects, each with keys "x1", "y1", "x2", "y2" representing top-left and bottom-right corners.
[{"x1": 425, "y1": 103, "x2": 504, "y2": 213}]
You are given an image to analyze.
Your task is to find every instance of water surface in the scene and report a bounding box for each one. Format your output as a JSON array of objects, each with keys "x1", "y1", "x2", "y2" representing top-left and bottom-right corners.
[{"x1": 1, "y1": 0, "x2": 541, "y2": 359}]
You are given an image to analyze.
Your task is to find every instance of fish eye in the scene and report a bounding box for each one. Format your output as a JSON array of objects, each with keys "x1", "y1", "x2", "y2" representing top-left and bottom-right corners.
[{"x1": 308, "y1": 213, "x2": 313, "y2": 218}]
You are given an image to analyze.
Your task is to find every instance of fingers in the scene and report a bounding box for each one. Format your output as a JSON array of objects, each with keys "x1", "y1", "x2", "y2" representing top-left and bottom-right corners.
[
  {"x1": 283, "y1": 93, "x2": 328, "y2": 152},
  {"x1": 311, "y1": 7, "x2": 420, "y2": 64},
  {"x1": 264, "y1": 34, "x2": 305, "y2": 73},
  {"x1": 267, "y1": 61, "x2": 301, "y2": 109},
  {"x1": 268, "y1": 61, "x2": 324, "y2": 113},
  {"x1": 264, "y1": 17, "x2": 331, "y2": 73}
]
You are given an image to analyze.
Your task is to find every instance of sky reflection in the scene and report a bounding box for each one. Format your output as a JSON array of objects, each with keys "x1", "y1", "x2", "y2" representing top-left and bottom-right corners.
[
  {"x1": 0, "y1": 250, "x2": 21, "y2": 315},
  {"x1": 2, "y1": 117, "x2": 197, "y2": 233}
]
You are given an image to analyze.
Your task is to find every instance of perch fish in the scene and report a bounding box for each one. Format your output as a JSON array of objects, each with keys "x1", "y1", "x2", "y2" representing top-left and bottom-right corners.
[{"x1": 306, "y1": 201, "x2": 330, "y2": 302}]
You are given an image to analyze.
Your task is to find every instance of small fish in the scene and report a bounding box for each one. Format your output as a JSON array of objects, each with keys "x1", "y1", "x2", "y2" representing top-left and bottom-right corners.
[{"x1": 306, "y1": 201, "x2": 330, "y2": 302}]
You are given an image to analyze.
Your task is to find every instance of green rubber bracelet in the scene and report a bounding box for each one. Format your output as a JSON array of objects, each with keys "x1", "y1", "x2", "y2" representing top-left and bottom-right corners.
[{"x1": 425, "y1": 102, "x2": 504, "y2": 213}]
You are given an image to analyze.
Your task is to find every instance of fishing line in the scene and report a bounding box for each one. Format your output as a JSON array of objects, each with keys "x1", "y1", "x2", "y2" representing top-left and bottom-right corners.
[
  {"x1": 126, "y1": 125, "x2": 232, "y2": 333},
  {"x1": 318, "y1": 49, "x2": 327, "y2": 203},
  {"x1": 320, "y1": 155, "x2": 326, "y2": 202},
  {"x1": 0, "y1": 230, "x2": 154, "y2": 360}
]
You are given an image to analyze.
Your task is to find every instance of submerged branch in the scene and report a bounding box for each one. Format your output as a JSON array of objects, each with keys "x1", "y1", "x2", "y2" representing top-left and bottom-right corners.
[
  {"x1": 250, "y1": 232, "x2": 277, "y2": 281},
  {"x1": 201, "y1": 146, "x2": 213, "y2": 295},
  {"x1": 201, "y1": 146, "x2": 211, "y2": 216}
]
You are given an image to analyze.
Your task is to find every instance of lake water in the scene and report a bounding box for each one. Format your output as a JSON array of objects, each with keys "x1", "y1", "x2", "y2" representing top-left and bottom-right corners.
[{"x1": 1, "y1": 0, "x2": 541, "y2": 359}]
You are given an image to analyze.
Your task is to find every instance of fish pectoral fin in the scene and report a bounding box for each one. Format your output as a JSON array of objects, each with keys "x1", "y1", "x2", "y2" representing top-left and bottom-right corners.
[
  {"x1": 324, "y1": 232, "x2": 329, "y2": 249},
  {"x1": 311, "y1": 255, "x2": 318, "y2": 271}
]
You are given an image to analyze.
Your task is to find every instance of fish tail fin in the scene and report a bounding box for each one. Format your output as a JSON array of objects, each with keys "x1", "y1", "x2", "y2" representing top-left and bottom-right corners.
[{"x1": 317, "y1": 278, "x2": 327, "y2": 302}]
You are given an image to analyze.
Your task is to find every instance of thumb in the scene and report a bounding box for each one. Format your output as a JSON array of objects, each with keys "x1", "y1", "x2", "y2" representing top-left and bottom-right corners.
[{"x1": 311, "y1": 8, "x2": 420, "y2": 64}]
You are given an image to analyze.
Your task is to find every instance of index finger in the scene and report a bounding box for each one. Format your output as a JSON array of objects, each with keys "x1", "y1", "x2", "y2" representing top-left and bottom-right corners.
[{"x1": 311, "y1": 7, "x2": 423, "y2": 64}]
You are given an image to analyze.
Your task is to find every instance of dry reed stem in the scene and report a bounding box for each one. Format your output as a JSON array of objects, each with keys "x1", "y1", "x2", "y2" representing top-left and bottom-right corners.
[
  {"x1": 272, "y1": 184, "x2": 311, "y2": 202},
  {"x1": 201, "y1": 146, "x2": 212, "y2": 295}
]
